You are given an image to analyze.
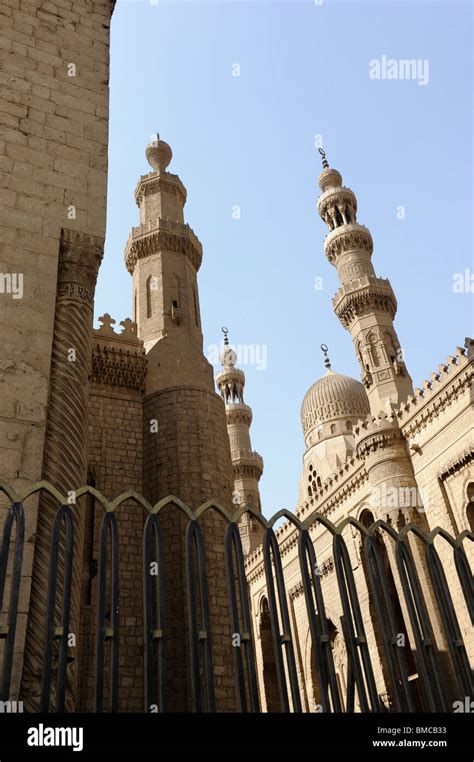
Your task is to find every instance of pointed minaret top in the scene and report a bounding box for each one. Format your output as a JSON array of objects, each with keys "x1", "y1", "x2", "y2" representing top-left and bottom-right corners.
[
  {"x1": 220, "y1": 326, "x2": 237, "y2": 367},
  {"x1": 145, "y1": 133, "x2": 172, "y2": 172},
  {"x1": 317, "y1": 147, "x2": 343, "y2": 193},
  {"x1": 318, "y1": 147, "x2": 329, "y2": 169},
  {"x1": 320, "y1": 343, "x2": 334, "y2": 375}
]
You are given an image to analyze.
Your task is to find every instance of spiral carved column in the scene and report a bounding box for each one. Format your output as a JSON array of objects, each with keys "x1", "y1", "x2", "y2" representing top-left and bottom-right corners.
[{"x1": 21, "y1": 229, "x2": 103, "y2": 711}]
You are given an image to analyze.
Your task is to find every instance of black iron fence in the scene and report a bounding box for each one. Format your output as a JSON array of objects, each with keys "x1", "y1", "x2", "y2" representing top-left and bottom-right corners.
[{"x1": 0, "y1": 482, "x2": 472, "y2": 713}]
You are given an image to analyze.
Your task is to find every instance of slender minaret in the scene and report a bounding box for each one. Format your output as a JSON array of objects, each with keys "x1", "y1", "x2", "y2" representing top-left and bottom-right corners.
[
  {"x1": 216, "y1": 328, "x2": 264, "y2": 555},
  {"x1": 124, "y1": 135, "x2": 237, "y2": 711},
  {"x1": 316, "y1": 149, "x2": 413, "y2": 413}
]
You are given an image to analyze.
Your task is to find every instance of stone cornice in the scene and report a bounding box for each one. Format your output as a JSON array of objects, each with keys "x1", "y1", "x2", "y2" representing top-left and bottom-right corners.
[
  {"x1": 57, "y1": 228, "x2": 104, "y2": 304},
  {"x1": 231, "y1": 449, "x2": 263, "y2": 479},
  {"x1": 324, "y1": 223, "x2": 373, "y2": 264},
  {"x1": 216, "y1": 367, "x2": 246, "y2": 386},
  {"x1": 396, "y1": 343, "x2": 473, "y2": 437},
  {"x1": 91, "y1": 338, "x2": 146, "y2": 392},
  {"x1": 124, "y1": 218, "x2": 202, "y2": 274},
  {"x1": 225, "y1": 404, "x2": 252, "y2": 426},
  {"x1": 439, "y1": 446, "x2": 474, "y2": 481},
  {"x1": 332, "y1": 275, "x2": 397, "y2": 328},
  {"x1": 355, "y1": 414, "x2": 404, "y2": 458}
]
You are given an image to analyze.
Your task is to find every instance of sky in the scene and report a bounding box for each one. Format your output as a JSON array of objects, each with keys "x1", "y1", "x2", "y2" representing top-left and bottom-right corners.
[{"x1": 95, "y1": 0, "x2": 473, "y2": 517}]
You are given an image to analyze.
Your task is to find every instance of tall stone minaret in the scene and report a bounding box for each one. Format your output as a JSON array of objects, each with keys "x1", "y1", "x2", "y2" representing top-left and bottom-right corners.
[
  {"x1": 215, "y1": 329, "x2": 264, "y2": 555},
  {"x1": 124, "y1": 136, "x2": 236, "y2": 711},
  {"x1": 316, "y1": 150, "x2": 413, "y2": 413}
]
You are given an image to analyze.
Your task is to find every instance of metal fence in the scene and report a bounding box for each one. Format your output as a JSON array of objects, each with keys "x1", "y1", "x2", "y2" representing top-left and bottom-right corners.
[{"x1": 0, "y1": 482, "x2": 472, "y2": 713}]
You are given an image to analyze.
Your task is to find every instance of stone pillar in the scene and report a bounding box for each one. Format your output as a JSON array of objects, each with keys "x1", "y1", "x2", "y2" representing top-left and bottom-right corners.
[{"x1": 21, "y1": 229, "x2": 103, "y2": 711}]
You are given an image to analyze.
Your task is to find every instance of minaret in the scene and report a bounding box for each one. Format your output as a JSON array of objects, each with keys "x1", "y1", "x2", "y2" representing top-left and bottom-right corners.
[
  {"x1": 124, "y1": 136, "x2": 237, "y2": 711},
  {"x1": 216, "y1": 328, "x2": 264, "y2": 555},
  {"x1": 125, "y1": 134, "x2": 209, "y2": 391},
  {"x1": 316, "y1": 149, "x2": 413, "y2": 413}
]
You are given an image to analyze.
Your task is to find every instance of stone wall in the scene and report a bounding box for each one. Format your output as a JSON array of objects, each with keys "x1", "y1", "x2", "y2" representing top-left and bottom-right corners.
[
  {"x1": 80, "y1": 318, "x2": 146, "y2": 711},
  {"x1": 143, "y1": 385, "x2": 237, "y2": 711},
  {"x1": 0, "y1": 0, "x2": 114, "y2": 702}
]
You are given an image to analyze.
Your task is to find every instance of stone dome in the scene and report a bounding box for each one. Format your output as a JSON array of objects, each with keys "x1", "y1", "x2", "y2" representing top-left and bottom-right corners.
[{"x1": 301, "y1": 370, "x2": 369, "y2": 439}]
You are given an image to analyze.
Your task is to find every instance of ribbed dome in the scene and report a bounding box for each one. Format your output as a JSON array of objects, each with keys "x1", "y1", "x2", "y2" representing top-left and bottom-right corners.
[{"x1": 301, "y1": 370, "x2": 369, "y2": 438}]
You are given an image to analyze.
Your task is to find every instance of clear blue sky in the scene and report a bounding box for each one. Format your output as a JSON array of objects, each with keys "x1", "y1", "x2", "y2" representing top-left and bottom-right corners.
[{"x1": 95, "y1": 0, "x2": 473, "y2": 516}]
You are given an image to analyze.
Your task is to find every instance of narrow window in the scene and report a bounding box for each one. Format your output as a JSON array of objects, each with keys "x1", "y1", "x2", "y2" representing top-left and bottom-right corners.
[
  {"x1": 146, "y1": 275, "x2": 153, "y2": 318},
  {"x1": 193, "y1": 287, "x2": 199, "y2": 327}
]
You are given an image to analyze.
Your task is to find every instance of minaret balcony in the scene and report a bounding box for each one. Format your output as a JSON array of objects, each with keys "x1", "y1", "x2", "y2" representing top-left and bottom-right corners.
[
  {"x1": 124, "y1": 218, "x2": 202, "y2": 274},
  {"x1": 332, "y1": 275, "x2": 397, "y2": 328},
  {"x1": 317, "y1": 186, "x2": 357, "y2": 224},
  {"x1": 230, "y1": 449, "x2": 264, "y2": 478},
  {"x1": 225, "y1": 402, "x2": 252, "y2": 426},
  {"x1": 216, "y1": 367, "x2": 245, "y2": 387},
  {"x1": 324, "y1": 223, "x2": 373, "y2": 264}
]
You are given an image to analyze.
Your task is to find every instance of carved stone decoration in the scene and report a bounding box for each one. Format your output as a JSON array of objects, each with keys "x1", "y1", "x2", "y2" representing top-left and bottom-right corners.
[
  {"x1": 124, "y1": 219, "x2": 203, "y2": 274},
  {"x1": 21, "y1": 229, "x2": 104, "y2": 711}
]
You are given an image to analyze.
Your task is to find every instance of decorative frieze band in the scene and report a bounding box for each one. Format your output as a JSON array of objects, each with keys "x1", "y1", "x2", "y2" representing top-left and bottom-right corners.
[
  {"x1": 324, "y1": 224, "x2": 373, "y2": 264},
  {"x1": 124, "y1": 219, "x2": 202, "y2": 274},
  {"x1": 333, "y1": 277, "x2": 397, "y2": 328}
]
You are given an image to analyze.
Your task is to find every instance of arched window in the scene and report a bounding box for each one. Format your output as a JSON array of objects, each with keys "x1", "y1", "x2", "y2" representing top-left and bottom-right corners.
[
  {"x1": 346, "y1": 421, "x2": 353, "y2": 431},
  {"x1": 330, "y1": 424, "x2": 336, "y2": 435}
]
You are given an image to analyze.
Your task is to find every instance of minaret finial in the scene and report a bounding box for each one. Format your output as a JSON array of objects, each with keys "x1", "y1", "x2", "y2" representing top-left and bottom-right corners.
[
  {"x1": 222, "y1": 326, "x2": 229, "y2": 346},
  {"x1": 146, "y1": 133, "x2": 172, "y2": 171},
  {"x1": 320, "y1": 343, "x2": 331, "y2": 371},
  {"x1": 318, "y1": 147, "x2": 329, "y2": 170}
]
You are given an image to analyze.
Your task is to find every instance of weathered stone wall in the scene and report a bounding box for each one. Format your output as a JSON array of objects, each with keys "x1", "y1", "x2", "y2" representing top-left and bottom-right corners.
[
  {"x1": 143, "y1": 385, "x2": 237, "y2": 711},
  {"x1": 0, "y1": 0, "x2": 114, "y2": 702},
  {"x1": 79, "y1": 322, "x2": 145, "y2": 711}
]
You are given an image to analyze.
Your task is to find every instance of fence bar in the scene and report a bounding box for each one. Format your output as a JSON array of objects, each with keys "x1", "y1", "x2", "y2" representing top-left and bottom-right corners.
[
  {"x1": 143, "y1": 513, "x2": 166, "y2": 713},
  {"x1": 333, "y1": 533, "x2": 379, "y2": 712},
  {"x1": 94, "y1": 511, "x2": 120, "y2": 713},
  {"x1": 298, "y1": 528, "x2": 342, "y2": 712},
  {"x1": 454, "y1": 543, "x2": 474, "y2": 624},
  {"x1": 185, "y1": 519, "x2": 215, "y2": 712},
  {"x1": 364, "y1": 535, "x2": 414, "y2": 712},
  {"x1": 40, "y1": 504, "x2": 74, "y2": 712},
  {"x1": 263, "y1": 527, "x2": 302, "y2": 712},
  {"x1": 395, "y1": 538, "x2": 448, "y2": 712},
  {"x1": 225, "y1": 522, "x2": 260, "y2": 712},
  {"x1": 426, "y1": 543, "x2": 473, "y2": 698},
  {"x1": 0, "y1": 502, "x2": 24, "y2": 701}
]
